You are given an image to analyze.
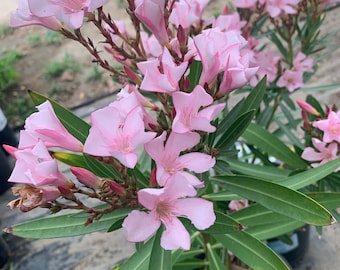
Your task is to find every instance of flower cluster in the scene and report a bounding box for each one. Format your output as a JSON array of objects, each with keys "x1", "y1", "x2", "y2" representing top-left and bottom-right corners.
[{"x1": 4, "y1": 0, "x2": 340, "y2": 268}]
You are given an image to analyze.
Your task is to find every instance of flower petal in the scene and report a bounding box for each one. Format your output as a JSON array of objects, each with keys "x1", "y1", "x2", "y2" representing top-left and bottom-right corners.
[{"x1": 161, "y1": 217, "x2": 191, "y2": 250}]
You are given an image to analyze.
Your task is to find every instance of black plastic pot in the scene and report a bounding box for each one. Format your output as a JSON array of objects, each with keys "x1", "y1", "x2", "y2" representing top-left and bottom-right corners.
[
  {"x1": 0, "y1": 234, "x2": 9, "y2": 268},
  {"x1": 267, "y1": 225, "x2": 310, "y2": 268},
  {"x1": 0, "y1": 148, "x2": 12, "y2": 195}
]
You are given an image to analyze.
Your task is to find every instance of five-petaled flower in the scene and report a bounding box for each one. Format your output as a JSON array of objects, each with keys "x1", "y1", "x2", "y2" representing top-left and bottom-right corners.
[{"x1": 122, "y1": 174, "x2": 216, "y2": 250}]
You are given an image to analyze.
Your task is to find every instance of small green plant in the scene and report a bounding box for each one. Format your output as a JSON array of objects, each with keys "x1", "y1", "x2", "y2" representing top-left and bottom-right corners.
[
  {"x1": 86, "y1": 66, "x2": 103, "y2": 82},
  {"x1": 0, "y1": 50, "x2": 22, "y2": 95},
  {"x1": 45, "y1": 31, "x2": 63, "y2": 45},
  {"x1": 27, "y1": 34, "x2": 42, "y2": 47},
  {"x1": 0, "y1": 24, "x2": 15, "y2": 37},
  {"x1": 45, "y1": 53, "x2": 82, "y2": 79}
]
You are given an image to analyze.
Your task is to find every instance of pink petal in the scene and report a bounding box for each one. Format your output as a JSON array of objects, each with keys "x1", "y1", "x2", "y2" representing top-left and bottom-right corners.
[
  {"x1": 138, "y1": 188, "x2": 164, "y2": 210},
  {"x1": 165, "y1": 132, "x2": 201, "y2": 156},
  {"x1": 175, "y1": 198, "x2": 215, "y2": 230},
  {"x1": 164, "y1": 174, "x2": 197, "y2": 199},
  {"x1": 123, "y1": 210, "x2": 161, "y2": 242},
  {"x1": 161, "y1": 217, "x2": 191, "y2": 250},
  {"x1": 301, "y1": 147, "x2": 323, "y2": 162},
  {"x1": 179, "y1": 152, "x2": 215, "y2": 173}
]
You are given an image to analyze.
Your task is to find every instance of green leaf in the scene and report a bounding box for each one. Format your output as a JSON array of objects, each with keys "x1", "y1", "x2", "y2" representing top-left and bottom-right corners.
[
  {"x1": 52, "y1": 152, "x2": 87, "y2": 168},
  {"x1": 6, "y1": 208, "x2": 132, "y2": 238},
  {"x1": 203, "y1": 190, "x2": 240, "y2": 201},
  {"x1": 118, "y1": 235, "x2": 155, "y2": 270},
  {"x1": 215, "y1": 231, "x2": 290, "y2": 270},
  {"x1": 221, "y1": 158, "x2": 291, "y2": 180},
  {"x1": 207, "y1": 243, "x2": 225, "y2": 270},
  {"x1": 28, "y1": 90, "x2": 90, "y2": 143},
  {"x1": 201, "y1": 211, "x2": 241, "y2": 234},
  {"x1": 187, "y1": 61, "x2": 203, "y2": 91},
  {"x1": 214, "y1": 110, "x2": 255, "y2": 149},
  {"x1": 149, "y1": 226, "x2": 172, "y2": 270},
  {"x1": 277, "y1": 158, "x2": 340, "y2": 190},
  {"x1": 242, "y1": 123, "x2": 306, "y2": 169},
  {"x1": 84, "y1": 154, "x2": 122, "y2": 180},
  {"x1": 274, "y1": 118, "x2": 304, "y2": 149},
  {"x1": 211, "y1": 175, "x2": 335, "y2": 226},
  {"x1": 173, "y1": 260, "x2": 208, "y2": 270},
  {"x1": 240, "y1": 76, "x2": 267, "y2": 115},
  {"x1": 269, "y1": 32, "x2": 288, "y2": 59},
  {"x1": 309, "y1": 192, "x2": 340, "y2": 210},
  {"x1": 129, "y1": 167, "x2": 149, "y2": 189}
]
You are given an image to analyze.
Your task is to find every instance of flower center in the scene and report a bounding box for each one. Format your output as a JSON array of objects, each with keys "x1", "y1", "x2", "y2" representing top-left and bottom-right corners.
[
  {"x1": 155, "y1": 199, "x2": 174, "y2": 223},
  {"x1": 330, "y1": 126, "x2": 339, "y2": 135}
]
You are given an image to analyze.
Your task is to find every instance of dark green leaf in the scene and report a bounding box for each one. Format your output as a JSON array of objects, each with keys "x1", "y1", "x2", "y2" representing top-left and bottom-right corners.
[
  {"x1": 215, "y1": 231, "x2": 290, "y2": 270},
  {"x1": 7, "y1": 208, "x2": 132, "y2": 238},
  {"x1": 149, "y1": 226, "x2": 172, "y2": 270},
  {"x1": 211, "y1": 175, "x2": 335, "y2": 226},
  {"x1": 201, "y1": 211, "x2": 241, "y2": 234},
  {"x1": 207, "y1": 243, "x2": 225, "y2": 270},
  {"x1": 28, "y1": 90, "x2": 90, "y2": 143},
  {"x1": 240, "y1": 76, "x2": 267, "y2": 115},
  {"x1": 84, "y1": 155, "x2": 122, "y2": 180},
  {"x1": 187, "y1": 61, "x2": 203, "y2": 91},
  {"x1": 242, "y1": 123, "x2": 307, "y2": 169}
]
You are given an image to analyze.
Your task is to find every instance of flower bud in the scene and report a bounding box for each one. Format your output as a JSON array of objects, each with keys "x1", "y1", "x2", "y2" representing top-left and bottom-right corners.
[
  {"x1": 149, "y1": 166, "x2": 157, "y2": 187},
  {"x1": 71, "y1": 167, "x2": 101, "y2": 189},
  {"x1": 124, "y1": 66, "x2": 142, "y2": 85},
  {"x1": 108, "y1": 180, "x2": 126, "y2": 195},
  {"x1": 296, "y1": 100, "x2": 320, "y2": 116}
]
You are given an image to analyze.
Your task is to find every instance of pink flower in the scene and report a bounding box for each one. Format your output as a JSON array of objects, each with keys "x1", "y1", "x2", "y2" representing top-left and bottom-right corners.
[
  {"x1": 313, "y1": 111, "x2": 340, "y2": 143},
  {"x1": 301, "y1": 138, "x2": 339, "y2": 170},
  {"x1": 265, "y1": 0, "x2": 299, "y2": 17},
  {"x1": 213, "y1": 12, "x2": 246, "y2": 32},
  {"x1": 140, "y1": 32, "x2": 163, "y2": 58},
  {"x1": 137, "y1": 48, "x2": 188, "y2": 94},
  {"x1": 193, "y1": 28, "x2": 246, "y2": 85},
  {"x1": 277, "y1": 69, "x2": 304, "y2": 92},
  {"x1": 145, "y1": 131, "x2": 215, "y2": 187},
  {"x1": 28, "y1": 0, "x2": 107, "y2": 29},
  {"x1": 8, "y1": 140, "x2": 68, "y2": 187},
  {"x1": 134, "y1": 0, "x2": 168, "y2": 45},
  {"x1": 10, "y1": 0, "x2": 62, "y2": 30},
  {"x1": 84, "y1": 106, "x2": 156, "y2": 168},
  {"x1": 8, "y1": 185, "x2": 61, "y2": 212},
  {"x1": 24, "y1": 101, "x2": 83, "y2": 152},
  {"x1": 122, "y1": 174, "x2": 216, "y2": 250},
  {"x1": 293, "y1": 52, "x2": 314, "y2": 73},
  {"x1": 228, "y1": 199, "x2": 249, "y2": 212},
  {"x1": 169, "y1": 0, "x2": 209, "y2": 30},
  {"x1": 232, "y1": 0, "x2": 257, "y2": 8},
  {"x1": 218, "y1": 54, "x2": 258, "y2": 95},
  {"x1": 172, "y1": 85, "x2": 225, "y2": 133}
]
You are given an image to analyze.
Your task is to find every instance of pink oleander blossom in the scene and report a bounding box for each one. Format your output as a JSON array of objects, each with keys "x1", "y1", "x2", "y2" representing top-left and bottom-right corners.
[
  {"x1": 122, "y1": 174, "x2": 216, "y2": 250},
  {"x1": 169, "y1": 0, "x2": 209, "y2": 30},
  {"x1": 264, "y1": 0, "x2": 300, "y2": 17},
  {"x1": 28, "y1": 0, "x2": 107, "y2": 29},
  {"x1": 213, "y1": 12, "x2": 246, "y2": 32},
  {"x1": 140, "y1": 32, "x2": 163, "y2": 58},
  {"x1": 84, "y1": 106, "x2": 156, "y2": 168},
  {"x1": 145, "y1": 131, "x2": 215, "y2": 187},
  {"x1": 313, "y1": 111, "x2": 340, "y2": 143},
  {"x1": 301, "y1": 138, "x2": 339, "y2": 170},
  {"x1": 193, "y1": 28, "x2": 246, "y2": 85},
  {"x1": 8, "y1": 140, "x2": 68, "y2": 187},
  {"x1": 232, "y1": 0, "x2": 257, "y2": 8},
  {"x1": 293, "y1": 52, "x2": 314, "y2": 73},
  {"x1": 70, "y1": 167, "x2": 102, "y2": 189},
  {"x1": 277, "y1": 69, "x2": 304, "y2": 92},
  {"x1": 137, "y1": 48, "x2": 188, "y2": 94},
  {"x1": 229, "y1": 199, "x2": 249, "y2": 212},
  {"x1": 10, "y1": 0, "x2": 62, "y2": 30},
  {"x1": 172, "y1": 85, "x2": 225, "y2": 133},
  {"x1": 134, "y1": 0, "x2": 168, "y2": 45},
  {"x1": 24, "y1": 101, "x2": 83, "y2": 152}
]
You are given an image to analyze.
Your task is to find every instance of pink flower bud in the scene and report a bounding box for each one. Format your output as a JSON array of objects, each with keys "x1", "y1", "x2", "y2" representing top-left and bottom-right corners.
[
  {"x1": 2, "y1": 144, "x2": 17, "y2": 158},
  {"x1": 58, "y1": 186, "x2": 75, "y2": 200},
  {"x1": 108, "y1": 180, "x2": 126, "y2": 195},
  {"x1": 71, "y1": 167, "x2": 101, "y2": 189},
  {"x1": 149, "y1": 166, "x2": 157, "y2": 187},
  {"x1": 296, "y1": 100, "x2": 320, "y2": 116},
  {"x1": 124, "y1": 66, "x2": 142, "y2": 85}
]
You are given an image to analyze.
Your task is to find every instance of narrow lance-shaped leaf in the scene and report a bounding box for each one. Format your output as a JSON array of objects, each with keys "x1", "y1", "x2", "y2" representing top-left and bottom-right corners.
[
  {"x1": 242, "y1": 123, "x2": 307, "y2": 169},
  {"x1": 206, "y1": 243, "x2": 225, "y2": 270},
  {"x1": 5, "y1": 208, "x2": 132, "y2": 239},
  {"x1": 211, "y1": 175, "x2": 335, "y2": 226},
  {"x1": 149, "y1": 226, "x2": 172, "y2": 270},
  {"x1": 214, "y1": 231, "x2": 290, "y2": 270},
  {"x1": 28, "y1": 90, "x2": 90, "y2": 143},
  {"x1": 201, "y1": 211, "x2": 241, "y2": 234},
  {"x1": 84, "y1": 154, "x2": 122, "y2": 180}
]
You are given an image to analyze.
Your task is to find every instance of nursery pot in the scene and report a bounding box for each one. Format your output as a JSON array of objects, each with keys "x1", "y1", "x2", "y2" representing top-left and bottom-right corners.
[
  {"x1": 0, "y1": 107, "x2": 18, "y2": 152},
  {"x1": 267, "y1": 225, "x2": 310, "y2": 268},
  {"x1": 0, "y1": 148, "x2": 12, "y2": 195}
]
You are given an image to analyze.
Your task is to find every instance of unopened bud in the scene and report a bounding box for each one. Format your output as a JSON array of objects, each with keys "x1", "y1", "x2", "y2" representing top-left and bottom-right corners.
[
  {"x1": 58, "y1": 186, "x2": 76, "y2": 200},
  {"x1": 71, "y1": 167, "x2": 101, "y2": 189},
  {"x1": 108, "y1": 180, "x2": 126, "y2": 195},
  {"x1": 2, "y1": 144, "x2": 17, "y2": 158},
  {"x1": 296, "y1": 100, "x2": 320, "y2": 116},
  {"x1": 149, "y1": 166, "x2": 157, "y2": 187},
  {"x1": 124, "y1": 66, "x2": 142, "y2": 85}
]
